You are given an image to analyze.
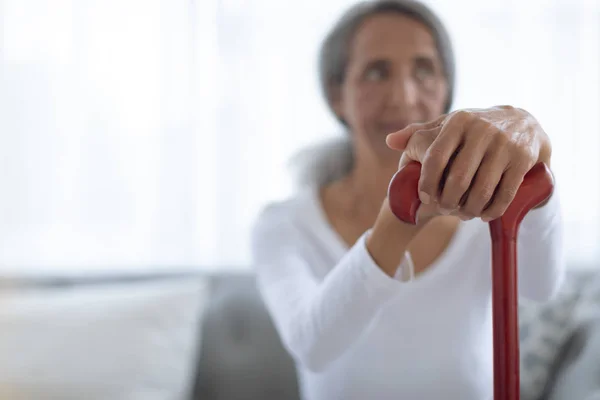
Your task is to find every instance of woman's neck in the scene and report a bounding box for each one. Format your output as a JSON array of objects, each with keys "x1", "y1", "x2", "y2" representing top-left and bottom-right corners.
[{"x1": 339, "y1": 149, "x2": 399, "y2": 219}]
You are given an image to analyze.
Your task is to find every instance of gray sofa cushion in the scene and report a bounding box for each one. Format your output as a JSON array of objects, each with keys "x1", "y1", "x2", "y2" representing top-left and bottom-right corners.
[
  {"x1": 544, "y1": 317, "x2": 600, "y2": 400},
  {"x1": 194, "y1": 270, "x2": 600, "y2": 400},
  {"x1": 519, "y1": 270, "x2": 594, "y2": 400},
  {"x1": 193, "y1": 274, "x2": 299, "y2": 400}
]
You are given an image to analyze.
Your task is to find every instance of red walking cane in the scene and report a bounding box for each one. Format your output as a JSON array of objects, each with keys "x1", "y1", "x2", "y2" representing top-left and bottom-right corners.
[{"x1": 387, "y1": 161, "x2": 554, "y2": 400}]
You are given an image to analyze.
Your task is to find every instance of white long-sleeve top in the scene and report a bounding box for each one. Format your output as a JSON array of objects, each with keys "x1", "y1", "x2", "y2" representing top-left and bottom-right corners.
[{"x1": 251, "y1": 185, "x2": 564, "y2": 400}]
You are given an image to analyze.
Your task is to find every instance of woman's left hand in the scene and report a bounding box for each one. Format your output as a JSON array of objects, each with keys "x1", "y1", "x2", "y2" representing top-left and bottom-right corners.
[{"x1": 386, "y1": 106, "x2": 552, "y2": 222}]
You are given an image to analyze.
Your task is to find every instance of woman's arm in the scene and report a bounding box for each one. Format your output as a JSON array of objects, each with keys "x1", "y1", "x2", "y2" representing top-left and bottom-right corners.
[
  {"x1": 517, "y1": 190, "x2": 565, "y2": 302},
  {"x1": 251, "y1": 201, "x2": 421, "y2": 373},
  {"x1": 385, "y1": 106, "x2": 565, "y2": 300}
]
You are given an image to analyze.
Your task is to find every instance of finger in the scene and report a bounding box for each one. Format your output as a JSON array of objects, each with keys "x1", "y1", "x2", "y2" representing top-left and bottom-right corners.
[
  {"x1": 386, "y1": 114, "x2": 446, "y2": 150},
  {"x1": 398, "y1": 126, "x2": 441, "y2": 169},
  {"x1": 437, "y1": 120, "x2": 495, "y2": 214},
  {"x1": 460, "y1": 150, "x2": 507, "y2": 218},
  {"x1": 415, "y1": 202, "x2": 439, "y2": 225},
  {"x1": 419, "y1": 111, "x2": 473, "y2": 205},
  {"x1": 453, "y1": 210, "x2": 475, "y2": 221},
  {"x1": 418, "y1": 204, "x2": 472, "y2": 223},
  {"x1": 481, "y1": 165, "x2": 528, "y2": 221}
]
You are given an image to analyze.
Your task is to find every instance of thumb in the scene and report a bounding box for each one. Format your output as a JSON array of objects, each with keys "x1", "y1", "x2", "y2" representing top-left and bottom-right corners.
[
  {"x1": 386, "y1": 115, "x2": 446, "y2": 151},
  {"x1": 385, "y1": 129, "x2": 413, "y2": 151}
]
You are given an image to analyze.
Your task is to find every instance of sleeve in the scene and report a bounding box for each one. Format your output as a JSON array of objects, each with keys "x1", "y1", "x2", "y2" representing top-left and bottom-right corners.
[
  {"x1": 251, "y1": 206, "x2": 406, "y2": 372},
  {"x1": 517, "y1": 189, "x2": 566, "y2": 302}
]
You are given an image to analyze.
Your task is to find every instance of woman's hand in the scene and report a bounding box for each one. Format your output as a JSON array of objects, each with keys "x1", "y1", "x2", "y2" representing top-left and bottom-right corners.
[{"x1": 386, "y1": 106, "x2": 552, "y2": 222}]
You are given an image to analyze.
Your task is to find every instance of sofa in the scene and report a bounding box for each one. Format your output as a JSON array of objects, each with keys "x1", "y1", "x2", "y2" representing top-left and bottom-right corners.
[
  {"x1": 194, "y1": 268, "x2": 600, "y2": 400},
  {"x1": 193, "y1": 273, "x2": 299, "y2": 400},
  {"x1": 1, "y1": 268, "x2": 599, "y2": 400}
]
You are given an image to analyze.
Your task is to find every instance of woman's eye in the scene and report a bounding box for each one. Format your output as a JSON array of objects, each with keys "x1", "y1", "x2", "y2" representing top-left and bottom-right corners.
[
  {"x1": 414, "y1": 58, "x2": 436, "y2": 83},
  {"x1": 415, "y1": 65, "x2": 434, "y2": 81},
  {"x1": 365, "y1": 66, "x2": 386, "y2": 82}
]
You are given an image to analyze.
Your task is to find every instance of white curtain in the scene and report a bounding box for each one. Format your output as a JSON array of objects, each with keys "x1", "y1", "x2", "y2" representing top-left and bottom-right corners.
[{"x1": 0, "y1": 0, "x2": 598, "y2": 274}]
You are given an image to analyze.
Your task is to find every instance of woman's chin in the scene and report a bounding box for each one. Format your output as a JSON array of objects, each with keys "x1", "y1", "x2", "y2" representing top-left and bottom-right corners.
[{"x1": 374, "y1": 144, "x2": 402, "y2": 166}]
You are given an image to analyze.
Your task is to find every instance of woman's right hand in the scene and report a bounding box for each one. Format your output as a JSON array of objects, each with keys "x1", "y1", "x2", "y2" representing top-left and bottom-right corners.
[{"x1": 386, "y1": 107, "x2": 552, "y2": 222}]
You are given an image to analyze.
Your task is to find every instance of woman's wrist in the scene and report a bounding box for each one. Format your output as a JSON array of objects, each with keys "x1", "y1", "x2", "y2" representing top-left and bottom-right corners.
[{"x1": 366, "y1": 198, "x2": 423, "y2": 277}]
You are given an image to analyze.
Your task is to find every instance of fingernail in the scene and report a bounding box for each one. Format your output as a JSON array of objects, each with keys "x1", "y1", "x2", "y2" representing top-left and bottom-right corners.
[
  {"x1": 419, "y1": 191, "x2": 430, "y2": 205},
  {"x1": 482, "y1": 217, "x2": 492, "y2": 222},
  {"x1": 439, "y1": 208, "x2": 451, "y2": 215}
]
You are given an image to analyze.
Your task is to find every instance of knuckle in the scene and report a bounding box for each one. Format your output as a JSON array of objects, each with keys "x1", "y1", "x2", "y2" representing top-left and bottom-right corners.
[
  {"x1": 458, "y1": 212, "x2": 474, "y2": 221},
  {"x1": 477, "y1": 118, "x2": 494, "y2": 131},
  {"x1": 454, "y1": 110, "x2": 474, "y2": 122},
  {"x1": 465, "y1": 120, "x2": 487, "y2": 139},
  {"x1": 497, "y1": 203, "x2": 511, "y2": 216},
  {"x1": 498, "y1": 104, "x2": 516, "y2": 112},
  {"x1": 508, "y1": 151, "x2": 534, "y2": 173},
  {"x1": 486, "y1": 209, "x2": 504, "y2": 220},
  {"x1": 499, "y1": 185, "x2": 519, "y2": 202},
  {"x1": 492, "y1": 132, "x2": 510, "y2": 149},
  {"x1": 447, "y1": 168, "x2": 471, "y2": 191},
  {"x1": 477, "y1": 182, "x2": 496, "y2": 202},
  {"x1": 439, "y1": 199, "x2": 457, "y2": 210},
  {"x1": 444, "y1": 199, "x2": 458, "y2": 210},
  {"x1": 416, "y1": 127, "x2": 438, "y2": 139},
  {"x1": 484, "y1": 202, "x2": 507, "y2": 218},
  {"x1": 515, "y1": 146, "x2": 536, "y2": 166},
  {"x1": 424, "y1": 146, "x2": 446, "y2": 169},
  {"x1": 459, "y1": 206, "x2": 476, "y2": 218},
  {"x1": 419, "y1": 181, "x2": 435, "y2": 197},
  {"x1": 418, "y1": 176, "x2": 436, "y2": 196}
]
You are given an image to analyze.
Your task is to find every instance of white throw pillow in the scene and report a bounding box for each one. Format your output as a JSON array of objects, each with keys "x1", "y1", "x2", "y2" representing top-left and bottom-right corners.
[{"x1": 0, "y1": 276, "x2": 207, "y2": 400}]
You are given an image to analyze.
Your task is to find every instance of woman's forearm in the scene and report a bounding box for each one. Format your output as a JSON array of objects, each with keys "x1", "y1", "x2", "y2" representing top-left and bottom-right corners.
[
  {"x1": 254, "y1": 200, "x2": 422, "y2": 372},
  {"x1": 366, "y1": 198, "x2": 423, "y2": 277}
]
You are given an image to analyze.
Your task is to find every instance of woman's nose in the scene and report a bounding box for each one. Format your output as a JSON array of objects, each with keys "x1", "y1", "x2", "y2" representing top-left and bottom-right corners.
[{"x1": 389, "y1": 76, "x2": 419, "y2": 110}]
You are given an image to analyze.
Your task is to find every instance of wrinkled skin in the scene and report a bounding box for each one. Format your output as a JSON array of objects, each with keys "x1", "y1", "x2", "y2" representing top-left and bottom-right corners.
[{"x1": 386, "y1": 106, "x2": 552, "y2": 222}]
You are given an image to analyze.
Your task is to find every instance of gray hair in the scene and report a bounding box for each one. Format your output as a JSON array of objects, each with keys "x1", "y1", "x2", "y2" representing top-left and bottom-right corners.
[
  {"x1": 291, "y1": 0, "x2": 456, "y2": 188},
  {"x1": 320, "y1": 0, "x2": 455, "y2": 121}
]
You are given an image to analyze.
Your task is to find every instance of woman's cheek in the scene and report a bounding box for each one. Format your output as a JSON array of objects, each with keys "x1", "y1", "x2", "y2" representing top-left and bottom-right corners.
[{"x1": 353, "y1": 85, "x2": 386, "y2": 124}]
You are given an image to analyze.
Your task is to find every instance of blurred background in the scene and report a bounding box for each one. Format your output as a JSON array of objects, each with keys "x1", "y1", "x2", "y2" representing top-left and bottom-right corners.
[
  {"x1": 1, "y1": 1, "x2": 600, "y2": 400},
  {"x1": 0, "y1": 0, "x2": 599, "y2": 274}
]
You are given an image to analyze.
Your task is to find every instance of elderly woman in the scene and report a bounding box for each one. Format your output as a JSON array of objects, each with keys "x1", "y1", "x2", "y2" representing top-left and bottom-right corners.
[{"x1": 251, "y1": 1, "x2": 564, "y2": 399}]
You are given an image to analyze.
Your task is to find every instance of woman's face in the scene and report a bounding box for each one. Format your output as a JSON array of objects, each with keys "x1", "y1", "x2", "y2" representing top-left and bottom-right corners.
[{"x1": 332, "y1": 13, "x2": 449, "y2": 160}]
